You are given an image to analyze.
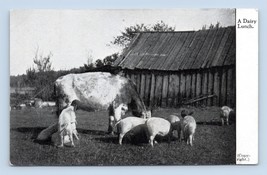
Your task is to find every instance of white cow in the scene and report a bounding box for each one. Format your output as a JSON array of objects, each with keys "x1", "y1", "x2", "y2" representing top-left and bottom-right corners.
[
  {"x1": 57, "y1": 104, "x2": 79, "y2": 147},
  {"x1": 37, "y1": 72, "x2": 149, "y2": 141},
  {"x1": 220, "y1": 106, "x2": 234, "y2": 126},
  {"x1": 146, "y1": 117, "x2": 171, "y2": 147},
  {"x1": 181, "y1": 113, "x2": 196, "y2": 146}
]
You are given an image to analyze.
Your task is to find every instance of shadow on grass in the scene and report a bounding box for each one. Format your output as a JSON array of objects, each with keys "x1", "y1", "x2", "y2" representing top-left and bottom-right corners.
[
  {"x1": 196, "y1": 121, "x2": 235, "y2": 126},
  {"x1": 94, "y1": 125, "x2": 149, "y2": 146},
  {"x1": 77, "y1": 128, "x2": 108, "y2": 136},
  {"x1": 12, "y1": 127, "x2": 109, "y2": 145}
]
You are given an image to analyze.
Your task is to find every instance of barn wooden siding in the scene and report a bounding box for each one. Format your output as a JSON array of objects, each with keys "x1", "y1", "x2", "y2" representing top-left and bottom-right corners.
[
  {"x1": 124, "y1": 66, "x2": 235, "y2": 107},
  {"x1": 114, "y1": 26, "x2": 236, "y2": 107}
]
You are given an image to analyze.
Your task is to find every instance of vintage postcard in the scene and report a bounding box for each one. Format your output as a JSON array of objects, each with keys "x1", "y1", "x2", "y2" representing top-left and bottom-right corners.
[{"x1": 9, "y1": 9, "x2": 258, "y2": 166}]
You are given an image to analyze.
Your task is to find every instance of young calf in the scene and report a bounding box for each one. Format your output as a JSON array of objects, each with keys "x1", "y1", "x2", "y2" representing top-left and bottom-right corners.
[
  {"x1": 146, "y1": 117, "x2": 171, "y2": 147},
  {"x1": 57, "y1": 103, "x2": 79, "y2": 147},
  {"x1": 220, "y1": 106, "x2": 234, "y2": 126},
  {"x1": 116, "y1": 117, "x2": 147, "y2": 145},
  {"x1": 181, "y1": 110, "x2": 196, "y2": 146}
]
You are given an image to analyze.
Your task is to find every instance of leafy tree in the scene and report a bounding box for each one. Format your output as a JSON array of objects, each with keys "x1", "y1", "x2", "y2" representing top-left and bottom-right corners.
[
  {"x1": 201, "y1": 22, "x2": 222, "y2": 30},
  {"x1": 111, "y1": 21, "x2": 175, "y2": 48},
  {"x1": 103, "y1": 53, "x2": 119, "y2": 66},
  {"x1": 25, "y1": 67, "x2": 37, "y2": 87},
  {"x1": 95, "y1": 59, "x2": 104, "y2": 68}
]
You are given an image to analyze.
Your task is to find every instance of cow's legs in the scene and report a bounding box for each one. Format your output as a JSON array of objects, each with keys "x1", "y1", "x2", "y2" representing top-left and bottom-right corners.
[
  {"x1": 221, "y1": 118, "x2": 225, "y2": 126},
  {"x1": 73, "y1": 130, "x2": 79, "y2": 140},
  {"x1": 69, "y1": 133, "x2": 75, "y2": 147},
  {"x1": 58, "y1": 133, "x2": 64, "y2": 147},
  {"x1": 108, "y1": 116, "x2": 115, "y2": 135}
]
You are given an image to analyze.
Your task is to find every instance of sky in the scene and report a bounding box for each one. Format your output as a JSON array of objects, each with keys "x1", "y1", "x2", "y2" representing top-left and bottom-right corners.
[{"x1": 10, "y1": 9, "x2": 235, "y2": 76}]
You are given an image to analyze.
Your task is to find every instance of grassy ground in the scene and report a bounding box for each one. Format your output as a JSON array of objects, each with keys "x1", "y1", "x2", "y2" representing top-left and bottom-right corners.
[{"x1": 10, "y1": 106, "x2": 236, "y2": 166}]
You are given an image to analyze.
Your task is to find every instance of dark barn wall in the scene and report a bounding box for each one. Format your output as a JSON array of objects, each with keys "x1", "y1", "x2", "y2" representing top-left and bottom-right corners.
[{"x1": 124, "y1": 66, "x2": 235, "y2": 108}]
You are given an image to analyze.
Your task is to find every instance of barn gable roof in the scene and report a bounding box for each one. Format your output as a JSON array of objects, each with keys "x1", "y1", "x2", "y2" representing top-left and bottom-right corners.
[{"x1": 113, "y1": 26, "x2": 236, "y2": 71}]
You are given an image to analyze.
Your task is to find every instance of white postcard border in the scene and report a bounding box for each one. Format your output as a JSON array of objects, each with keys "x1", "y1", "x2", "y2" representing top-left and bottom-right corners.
[{"x1": 236, "y1": 8, "x2": 258, "y2": 164}]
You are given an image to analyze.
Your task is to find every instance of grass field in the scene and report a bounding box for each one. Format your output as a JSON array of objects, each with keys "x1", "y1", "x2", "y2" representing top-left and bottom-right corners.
[{"x1": 10, "y1": 106, "x2": 236, "y2": 166}]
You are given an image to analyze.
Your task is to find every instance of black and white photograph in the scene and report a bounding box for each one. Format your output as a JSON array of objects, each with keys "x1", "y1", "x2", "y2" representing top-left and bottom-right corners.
[{"x1": 9, "y1": 9, "x2": 247, "y2": 166}]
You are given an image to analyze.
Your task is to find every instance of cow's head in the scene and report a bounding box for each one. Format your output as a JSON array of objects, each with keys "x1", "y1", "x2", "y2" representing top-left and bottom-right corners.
[
  {"x1": 113, "y1": 102, "x2": 128, "y2": 122},
  {"x1": 108, "y1": 102, "x2": 128, "y2": 134}
]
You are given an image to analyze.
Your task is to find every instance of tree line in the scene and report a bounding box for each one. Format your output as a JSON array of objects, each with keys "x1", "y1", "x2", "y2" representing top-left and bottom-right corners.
[{"x1": 10, "y1": 21, "x2": 221, "y2": 101}]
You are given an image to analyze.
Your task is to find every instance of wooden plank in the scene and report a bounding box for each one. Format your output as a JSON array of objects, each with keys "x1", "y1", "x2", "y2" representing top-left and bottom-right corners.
[
  {"x1": 155, "y1": 74, "x2": 163, "y2": 106},
  {"x1": 207, "y1": 70, "x2": 214, "y2": 106},
  {"x1": 184, "y1": 30, "x2": 209, "y2": 69},
  {"x1": 202, "y1": 71, "x2": 208, "y2": 106},
  {"x1": 130, "y1": 73, "x2": 136, "y2": 86},
  {"x1": 114, "y1": 33, "x2": 141, "y2": 66},
  {"x1": 213, "y1": 70, "x2": 220, "y2": 106},
  {"x1": 168, "y1": 32, "x2": 190, "y2": 70},
  {"x1": 147, "y1": 33, "x2": 172, "y2": 70},
  {"x1": 144, "y1": 73, "x2": 151, "y2": 107},
  {"x1": 220, "y1": 68, "x2": 227, "y2": 106},
  {"x1": 153, "y1": 33, "x2": 174, "y2": 70},
  {"x1": 226, "y1": 67, "x2": 233, "y2": 106},
  {"x1": 201, "y1": 28, "x2": 226, "y2": 68},
  {"x1": 224, "y1": 28, "x2": 236, "y2": 66},
  {"x1": 170, "y1": 32, "x2": 195, "y2": 70},
  {"x1": 140, "y1": 73, "x2": 146, "y2": 100},
  {"x1": 216, "y1": 28, "x2": 235, "y2": 66},
  {"x1": 185, "y1": 72, "x2": 192, "y2": 100},
  {"x1": 174, "y1": 74, "x2": 180, "y2": 106},
  {"x1": 141, "y1": 33, "x2": 169, "y2": 69},
  {"x1": 191, "y1": 73, "x2": 196, "y2": 99},
  {"x1": 160, "y1": 33, "x2": 183, "y2": 70},
  {"x1": 125, "y1": 72, "x2": 131, "y2": 79},
  {"x1": 121, "y1": 33, "x2": 152, "y2": 69},
  {"x1": 149, "y1": 74, "x2": 156, "y2": 108},
  {"x1": 232, "y1": 68, "x2": 236, "y2": 107},
  {"x1": 136, "y1": 73, "x2": 141, "y2": 93},
  {"x1": 180, "y1": 31, "x2": 202, "y2": 70},
  {"x1": 136, "y1": 33, "x2": 163, "y2": 69},
  {"x1": 196, "y1": 71, "x2": 202, "y2": 98},
  {"x1": 179, "y1": 72, "x2": 186, "y2": 104},
  {"x1": 164, "y1": 33, "x2": 187, "y2": 70},
  {"x1": 161, "y1": 74, "x2": 169, "y2": 107},
  {"x1": 193, "y1": 29, "x2": 217, "y2": 69},
  {"x1": 212, "y1": 27, "x2": 232, "y2": 67},
  {"x1": 167, "y1": 74, "x2": 175, "y2": 107}
]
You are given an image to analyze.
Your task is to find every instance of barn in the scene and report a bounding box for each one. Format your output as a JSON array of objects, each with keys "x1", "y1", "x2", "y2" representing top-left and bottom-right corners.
[{"x1": 113, "y1": 26, "x2": 236, "y2": 108}]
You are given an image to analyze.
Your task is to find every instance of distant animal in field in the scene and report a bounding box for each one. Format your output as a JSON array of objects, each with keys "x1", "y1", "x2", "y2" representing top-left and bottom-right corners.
[{"x1": 220, "y1": 106, "x2": 234, "y2": 126}]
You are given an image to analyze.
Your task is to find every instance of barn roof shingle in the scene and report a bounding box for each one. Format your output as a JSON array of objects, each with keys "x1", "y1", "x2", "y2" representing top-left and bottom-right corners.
[{"x1": 113, "y1": 26, "x2": 236, "y2": 71}]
